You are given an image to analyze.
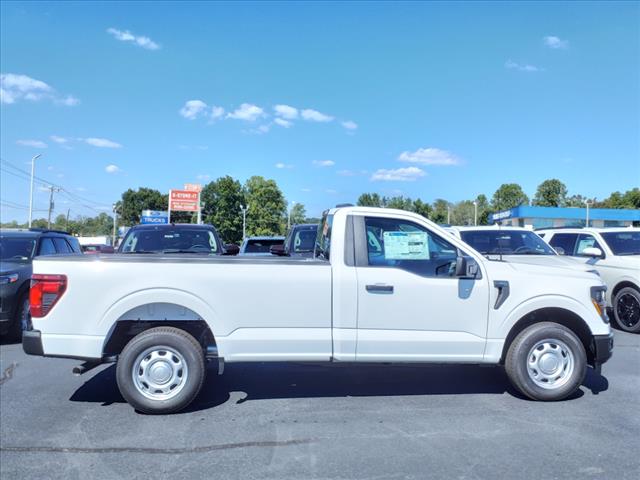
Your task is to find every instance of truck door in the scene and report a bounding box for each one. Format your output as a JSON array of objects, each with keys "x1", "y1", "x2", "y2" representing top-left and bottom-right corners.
[{"x1": 354, "y1": 214, "x2": 490, "y2": 362}]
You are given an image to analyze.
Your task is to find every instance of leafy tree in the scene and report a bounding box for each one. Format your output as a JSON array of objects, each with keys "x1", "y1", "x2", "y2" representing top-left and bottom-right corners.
[
  {"x1": 289, "y1": 203, "x2": 307, "y2": 226},
  {"x1": 597, "y1": 188, "x2": 640, "y2": 209},
  {"x1": 116, "y1": 188, "x2": 168, "y2": 226},
  {"x1": 412, "y1": 199, "x2": 432, "y2": 219},
  {"x1": 244, "y1": 176, "x2": 287, "y2": 236},
  {"x1": 475, "y1": 194, "x2": 491, "y2": 225},
  {"x1": 565, "y1": 194, "x2": 596, "y2": 208},
  {"x1": 533, "y1": 179, "x2": 568, "y2": 207},
  {"x1": 491, "y1": 183, "x2": 529, "y2": 211},
  {"x1": 201, "y1": 176, "x2": 246, "y2": 243},
  {"x1": 450, "y1": 200, "x2": 475, "y2": 226},
  {"x1": 431, "y1": 199, "x2": 450, "y2": 224},
  {"x1": 357, "y1": 193, "x2": 383, "y2": 207},
  {"x1": 384, "y1": 196, "x2": 413, "y2": 211}
]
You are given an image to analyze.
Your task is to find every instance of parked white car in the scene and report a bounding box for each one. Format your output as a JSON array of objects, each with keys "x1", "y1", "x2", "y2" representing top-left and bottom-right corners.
[
  {"x1": 445, "y1": 226, "x2": 598, "y2": 273},
  {"x1": 23, "y1": 206, "x2": 612, "y2": 413},
  {"x1": 537, "y1": 228, "x2": 640, "y2": 333}
]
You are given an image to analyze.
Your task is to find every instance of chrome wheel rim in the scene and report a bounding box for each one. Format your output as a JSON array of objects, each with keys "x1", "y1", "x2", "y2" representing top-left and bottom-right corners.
[
  {"x1": 526, "y1": 339, "x2": 574, "y2": 390},
  {"x1": 616, "y1": 293, "x2": 640, "y2": 328},
  {"x1": 132, "y1": 346, "x2": 188, "y2": 400}
]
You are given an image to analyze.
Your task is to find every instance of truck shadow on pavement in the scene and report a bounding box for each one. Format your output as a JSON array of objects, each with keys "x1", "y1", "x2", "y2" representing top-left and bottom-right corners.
[{"x1": 69, "y1": 362, "x2": 609, "y2": 413}]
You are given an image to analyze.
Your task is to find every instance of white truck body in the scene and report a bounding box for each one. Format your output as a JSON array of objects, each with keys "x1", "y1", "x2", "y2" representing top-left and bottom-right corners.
[{"x1": 29, "y1": 207, "x2": 611, "y2": 361}]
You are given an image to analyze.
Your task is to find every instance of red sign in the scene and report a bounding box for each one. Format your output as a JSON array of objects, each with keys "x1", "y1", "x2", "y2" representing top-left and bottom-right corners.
[
  {"x1": 184, "y1": 183, "x2": 202, "y2": 192},
  {"x1": 170, "y1": 190, "x2": 199, "y2": 212}
]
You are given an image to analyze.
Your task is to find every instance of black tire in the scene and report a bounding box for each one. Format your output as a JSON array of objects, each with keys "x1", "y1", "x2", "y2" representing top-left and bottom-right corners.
[
  {"x1": 9, "y1": 292, "x2": 29, "y2": 342},
  {"x1": 116, "y1": 327, "x2": 206, "y2": 414},
  {"x1": 612, "y1": 287, "x2": 640, "y2": 333},
  {"x1": 505, "y1": 322, "x2": 587, "y2": 401}
]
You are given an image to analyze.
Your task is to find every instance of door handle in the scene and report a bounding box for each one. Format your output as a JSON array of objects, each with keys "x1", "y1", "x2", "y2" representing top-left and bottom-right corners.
[{"x1": 366, "y1": 284, "x2": 394, "y2": 294}]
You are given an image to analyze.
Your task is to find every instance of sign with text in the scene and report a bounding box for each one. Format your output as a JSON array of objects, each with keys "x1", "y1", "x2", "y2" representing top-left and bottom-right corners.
[
  {"x1": 169, "y1": 190, "x2": 199, "y2": 212},
  {"x1": 184, "y1": 183, "x2": 202, "y2": 192},
  {"x1": 141, "y1": 210, "x2": 169, "y2": 224}
]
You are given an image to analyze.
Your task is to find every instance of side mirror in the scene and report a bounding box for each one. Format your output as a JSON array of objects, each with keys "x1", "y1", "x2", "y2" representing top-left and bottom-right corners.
[
  {"x1": 455, "y1": 255, "x2": 480, "y2": 278},
  {"x1": 582, "y1": 247, "x2": 603, "y2": 258},
  {"x1": 270, "y1": 244, "x2": 288, "y2": 256},
  {"x1": 554, "y1": 246, "x2": 565, "y2": 255},
  {"x1": 223, "y1": 243, "x2": 240, "y2": 256}
]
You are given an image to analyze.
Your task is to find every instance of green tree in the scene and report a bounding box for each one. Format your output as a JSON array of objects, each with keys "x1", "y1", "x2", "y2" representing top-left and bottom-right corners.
[
  {"x1": 565, "y1": 194, "x2": 596, "y2": 208},
  {"x1": 384, "y1": 196, "x2": 413, "y2": 211},
  {"x1": 117, "y1": 188, "x2": 168, "y2": 226},
  {"x1": 533, "y1": 179, "x2": 568, "y2": 207},
  {"x1": 431, "y1": 199, "x2": 450, "y2": 224},
  {"x1": 289, "y1": 203, "x2": 307, "y2": 226},
  {"x1": 450, "y1": 200, "x2": 475, "y2": 226},
  {"x1": 597, "y1": 188, "x2": 640, "y2": 209},
  {"x1": 492, "y1": 183, "x2": 529, "y2": 211},
  {"x1": 201, "y1": 176, "x2": 246, "y2": 243},
  {"x1": 412, "y1": 199, "x2": 432, "y2": 219},
  {"x1": 357, "y1": 193, "x2": 383, "y2": 207},
  {"x1": 244, "y1": 176, "x2": 287, "y2": 236},
  {"x1": 475, "y1": 194, "x2": 491, "y2": 225}
]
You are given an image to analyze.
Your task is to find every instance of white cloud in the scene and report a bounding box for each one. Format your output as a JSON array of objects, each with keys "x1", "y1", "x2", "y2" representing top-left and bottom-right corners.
[
  {"x1": 398, "y1": 147, "x2": 461, "y2": 166},
  {"x1": 544, "y1": 35, "x2": 569, "y2": 49},
  {"x1": 196, "y1": 174, "x2": 211, "y2": 181},
  {"x1": 257, "y1": 124, "x2": 270, "y2": 134},
  {"x1": 179, "y1": 100, "x2": 208, "y2": 120},
  {"x1": 50, "y1": 135, "x2": 69, "y2": 144},
  {"x1": 85, "y1": 137, "x2": 122, "y2": 148},
  {"x1": 371, "y1": 166, "x2": 426, "y2": 182},
  {"x1": 274, "y1": 104, "x2": 298, "y2": 120},
  {"x1": 107, "y1": 27, "x2": 160, "y2": 50},
  {"x1": 275, "y1": 162, "x2": 294, "y2": 169},
  {"x1": 301, "y1": 109, "x2": 333, "y2": 122},
  {"x1": 1, "y1": 73, "x2": 79, "y2": 106},
  {"x1": 227, "y1": 103, "x2": 264, "y2": 121},
  {"x1": 341, "y1": 120, "x2": 358, "y2": 130},
  {"x1": 337, "y1": 169, "x2": 356, "y2": 176},
  {"x1": 312, "y1": 160, "x2": 335, "y2": 167},
  {"x1": 105, "y1": 164, "x2": 121, "y2": 174},
  {"x1": 274, "y1": 118, "x2": 293, "y2": 128},
  {"x1": 505, "y1": 60, "x2": 541, "y2": 72},
  {"x1": 16, "y1": 139, "x2": 47, "y2": 148},
  {"x1": 211, "y1": 106, "x2": 225, "y2": 119}
]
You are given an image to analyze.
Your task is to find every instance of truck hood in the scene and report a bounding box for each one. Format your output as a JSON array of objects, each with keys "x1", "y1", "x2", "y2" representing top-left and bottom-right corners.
[
  {"x1": 495, "y1": 258, "x2": 600, "y2": 280},
  {"x1": 494, "y1": 255, "x2": 596, "y2": 273}
]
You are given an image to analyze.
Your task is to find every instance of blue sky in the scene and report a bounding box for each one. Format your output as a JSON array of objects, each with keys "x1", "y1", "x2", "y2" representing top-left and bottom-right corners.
[{"x1": 1, "y1": 1, "x2": 639, "y2": 221}]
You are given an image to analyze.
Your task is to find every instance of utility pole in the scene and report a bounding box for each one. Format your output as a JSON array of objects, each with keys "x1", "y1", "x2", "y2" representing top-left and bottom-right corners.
[
  {"x1": 447, "y1": 205, "x2": 451, "y2": 225},
  {"x1": 28, "y1": 154, "x2": 42, "y2": 228},
  {"x1": 112, "y1": 203, "x2": 117, "y2": 246},
  {"x1": 66, "y1": 209, "x2": 70, "y2": 231},
  {"x1": 240, "y1": 205, "x2": 248, "y2": 240},
  {"x1": 47, "y1": 185, "x2": 60, "y2": 229},
  {"x1": 473, "y1": 200, "x2": 478, "y2": 226}
]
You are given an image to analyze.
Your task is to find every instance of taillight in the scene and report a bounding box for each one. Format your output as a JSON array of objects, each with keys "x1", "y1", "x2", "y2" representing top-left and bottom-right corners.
[{"x1": 30, "y1": 274, "x2": 67, "y2": 318}]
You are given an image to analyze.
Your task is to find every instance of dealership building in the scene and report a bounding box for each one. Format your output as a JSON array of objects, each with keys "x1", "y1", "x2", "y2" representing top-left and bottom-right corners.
[{"x1": 489, "y1": 206, "x2": 640, "y2": 229}]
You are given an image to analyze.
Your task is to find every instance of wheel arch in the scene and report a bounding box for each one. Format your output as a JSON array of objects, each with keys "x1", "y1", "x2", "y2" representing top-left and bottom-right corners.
[
  {"x1": 500, "y1": 307, "x2": 595, "y2": 365},
  {"x1": 612, "y1": 280, "x2": 640, "y2": 299}
]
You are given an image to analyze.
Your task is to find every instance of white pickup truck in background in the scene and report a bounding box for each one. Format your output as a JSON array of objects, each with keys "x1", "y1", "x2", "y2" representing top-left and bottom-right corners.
[{"x1": 24, "y1": 206, "x2": 613, "y2": 414}]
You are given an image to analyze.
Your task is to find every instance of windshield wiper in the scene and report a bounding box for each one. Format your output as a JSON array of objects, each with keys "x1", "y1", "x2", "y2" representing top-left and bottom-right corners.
[
  {"x1": 121, "y1": 250, "x2": 159, "y2": 254},
  {"x1": 162, "y1": 249, "x2": 213, "y2": 254}
]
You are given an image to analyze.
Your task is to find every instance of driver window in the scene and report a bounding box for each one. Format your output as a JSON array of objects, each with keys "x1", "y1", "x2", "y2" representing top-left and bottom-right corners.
[
  {"x1": 364, "y1": 216, "x2": 458, "y2": 277},
  {"x1": 576, "y1": 234, "x2": 602, "y2": 256}
]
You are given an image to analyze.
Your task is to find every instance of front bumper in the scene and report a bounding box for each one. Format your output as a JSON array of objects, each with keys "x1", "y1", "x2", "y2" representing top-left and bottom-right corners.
[
  {"x1": 22, "y1": 329, "x2": 44, "y2": 356},
  {"x1": 591, "y1": 332, "x2": 614, "y2": 366}
]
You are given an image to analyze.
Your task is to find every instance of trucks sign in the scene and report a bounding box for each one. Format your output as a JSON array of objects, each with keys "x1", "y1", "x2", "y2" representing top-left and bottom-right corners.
[
  {"x1": 140, "y1": 210, "x2": 169, "y2": 224},
  {"x1": 169, "y1": 190, "x2": 199, "y2": 212}
]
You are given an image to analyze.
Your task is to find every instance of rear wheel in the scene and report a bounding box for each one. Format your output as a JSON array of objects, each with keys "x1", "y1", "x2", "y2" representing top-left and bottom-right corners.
[
  {"x1": 116, "y1": 327, "x2": 206, "y2": 414},
  {"x1": 505, "y1": 322, "x2": 587, "y2": 401},
  {"x1": 613, "y1": 287, "x2": 640, "y2": 333}
]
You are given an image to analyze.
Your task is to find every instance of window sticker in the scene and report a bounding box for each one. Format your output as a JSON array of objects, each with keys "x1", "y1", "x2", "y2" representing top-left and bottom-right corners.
[{"x1": 383, "y1": 231, "x2": 430, "y2": 260}]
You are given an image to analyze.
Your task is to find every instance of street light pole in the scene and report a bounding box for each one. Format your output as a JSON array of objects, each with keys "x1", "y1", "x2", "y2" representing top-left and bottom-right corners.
[
  {"x1": 585, "y1": 200, "x2": 591, "y2": 227},
  {"x1": 28, "y1": 154, "x2": 42, "y2": 228},
  {"x1": 240, "y1": 205, "x2": 248, "y2": 240}
]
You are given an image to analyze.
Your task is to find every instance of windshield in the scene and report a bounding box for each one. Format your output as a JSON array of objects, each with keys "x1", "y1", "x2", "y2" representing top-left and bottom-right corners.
[
  {"x1": 460, "y1": 230, "x2": 555, "y2": 255},
  {"x1": 243, "y1": 239, "x2": 283, "y2": 253},
  {"x1": 0, "y1": 237, "x2": 36, "y2": 262},
  {"x1": 601, "y1": 231, "x2": 640, "y2": 255},
  {"x1": 120, "y1": 228, "x2": 219, "y2": 254},
  {"x1": 290, "y1": 226, "x2": 318, "y2": 253}
]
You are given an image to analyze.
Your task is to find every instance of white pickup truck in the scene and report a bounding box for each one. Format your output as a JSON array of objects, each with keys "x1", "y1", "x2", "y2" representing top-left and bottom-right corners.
[{"x1": 23, "y1": 206, "x2": 613, "y2": 414}]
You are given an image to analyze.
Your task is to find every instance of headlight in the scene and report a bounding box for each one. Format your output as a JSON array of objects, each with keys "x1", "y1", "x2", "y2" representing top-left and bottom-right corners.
[
  {"x1": 0, "y1": 273, "x2": 19, "y2": 285},
  {"x1": 590, "y1": 286, "x2": 608, "y2": 323}
]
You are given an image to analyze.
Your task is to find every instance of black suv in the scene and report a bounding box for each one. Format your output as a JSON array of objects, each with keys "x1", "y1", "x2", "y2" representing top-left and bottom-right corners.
[
  {"x1": 118, "y1": 224, "x2": 239, "y2": 255},
  {"x1": 0, "y1": 229, "x2": 82, "y2": 339}
]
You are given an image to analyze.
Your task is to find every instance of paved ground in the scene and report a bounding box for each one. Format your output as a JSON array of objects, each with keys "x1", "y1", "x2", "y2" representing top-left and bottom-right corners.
[{"x1": 1, "y1": 329, "x2": 638, "y2": 480}]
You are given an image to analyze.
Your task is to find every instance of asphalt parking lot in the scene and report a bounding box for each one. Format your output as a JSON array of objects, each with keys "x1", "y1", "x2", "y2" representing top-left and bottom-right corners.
[{"x1": 1, "y1": 329, "x2": 638, "y2": 480}]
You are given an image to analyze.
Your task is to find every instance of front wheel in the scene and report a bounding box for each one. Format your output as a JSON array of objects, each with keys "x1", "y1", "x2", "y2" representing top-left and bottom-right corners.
[
  {"x1": 116, "y1": 327, "x2": 206, "y2": 414},
  {"x1": 613, "y1": 287, "x2": 640, "y2": 333},
  {"x1": 505, "y1": 322, "x2": 587, "y2": 401}
]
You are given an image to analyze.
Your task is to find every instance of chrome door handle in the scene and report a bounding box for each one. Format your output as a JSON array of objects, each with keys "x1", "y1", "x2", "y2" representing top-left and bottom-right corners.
[{"x1": 366, "y1": 284, "x2": 394, "y2": 294}]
